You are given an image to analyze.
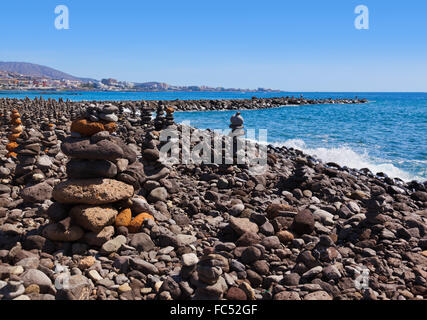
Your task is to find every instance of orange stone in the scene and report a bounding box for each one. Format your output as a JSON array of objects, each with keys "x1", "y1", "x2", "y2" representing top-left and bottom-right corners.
[
  {"x1": 115, "y1": 208, "x2": 132, "y2": 228},
  {"x1": 11, "y1": 112, "x2": 21, "y2": 119},
  {"x1": 11, "y1": 118, "x2": 22, "y2": 125},
  {"x1": 103, "y1": 122, "x2": 117, "y2": 133},
  {"x1": 7, "y1": 133, "x2": 21, "y2": 142},
  {"x1": 71, "y1": 119, "x2": 106, "y2": 136},
  {"x1": 6, "y1": 152, "x2": 17, "y2": 158},
  {"x1": 128, "y1": 213, "x2": 155, "y2": 233},
  {"x1": 11, "y1": 125, "x2": 23, "y2": 134},
  {"x1": 6, "y1": 142, "x2": 18, "y2": 152},
  {"x1": 49, "y1": 123, "x2": 55, "y2": 127}
]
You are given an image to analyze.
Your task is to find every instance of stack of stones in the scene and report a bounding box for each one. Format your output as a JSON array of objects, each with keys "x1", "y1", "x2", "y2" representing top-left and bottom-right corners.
[
  {"x1": 154, "y1": 102, "x2": 165, "y2": 131},
  {"x1": 229, "y1": 112, "x2": 246, "y2": 161},
  {"x1": 6, "y1": 109, "x2": 23, "y2": 158},
  {"x1": 40, "y1": 118, "x2": 60, "y2": 157},
  {"x1": 14, "y1": 128, "x2": 46, "y2": 185},
  {"x1": 164, "y1": 106, "x2": 176, "y2": 129},
  {"x1": 42, "y1": 104, "x2": 148, "y2": 247},
  {"x1": 140, "y1": 102, "x2": 154, "y2": 128}
]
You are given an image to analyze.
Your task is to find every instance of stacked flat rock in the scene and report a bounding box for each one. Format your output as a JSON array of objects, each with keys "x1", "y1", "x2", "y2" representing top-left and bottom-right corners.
[
  {"x1": 164, "y1": 106, "x2": 176, "y2": 129},
  {"x1": 140, "y1": 101, "x2": 154, "y2": 127},
  {"x1": 229, "y1": 112, "x2": 245, "y2": 137},
  {"x1": 39, "y1": 118, "x2": 60, "y2": 156},
  {"x1": 43, "y1": 105, "x2": 139, "y2": 245},
  {"x1": 6, "y1": 109, "x2": 23, "y2": 158},
  {"x1": 14, "y1": 128, "x2": 44, "y2": 185},
  {"x1": 154, "y1": 102, "x2": 165, "y2": 131}
]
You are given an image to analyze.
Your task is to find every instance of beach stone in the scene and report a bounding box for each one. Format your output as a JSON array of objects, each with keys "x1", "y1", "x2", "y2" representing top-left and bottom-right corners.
[
  {"x1": 229, "y1": 217, "x2": 259, "y2": 235},
  {"x1": 99, "y1": 113, "x2": 118, "y2": 122},
  {"x1": 66, "y1": 160, "x2": 118, "y2": 179},
  {"x1": 274, "y1": 291, "x2": 301, "y2": 300},
  {"x1": 43, "y1": 223, "x2": 84, "y2": 242},
  {"x1": 304, "y1": 291, "x2": 332, "y2": 300},
  {"x1": 101, "y1": 235, "x2": 127, "y2": 255},
  {"x1": 21, "y1": 269, "x2": 52, "y2": 293},
  {"x1": 277, "y1": 230, "x2": 294, "y2": 243},
  {"x1": 70, "y1": 205, "x2": 117, "y2": 233},
  {"x1": 131, "y1": 258, "x2": 159, "y2": 275},
  {"x1": 78, "y1": 256, "x2": 96, "y2": 269},
  {"x1": 182, "y1": 253, "x2": 199, "y2": 267},
  {"x1": 46, "y1": 202, "x2": 68, "y2": 222},
  {"x1": 53, "y1": 179, "x2": 134, "y2": 205},
  {"x1": 128, "y1": 213, "x2": 155, "y2": 233},
  {"x1": 292, "y1": 209, "x2": 315, "y2": 235},
  {"x1": 37, "y1": 155, "x2": 53, "y2": 170},
  {"x1": 61, "y1": 137, "x2": 124, "y2": 161},
  {"x1": 226, "y1": 287, "x2": 247, "y2": 300},
  {"x1": 129, "y1": 233, "x2": 155, "y2": 252},
  {"x1": 148, "y1": 187, "x2": 168, "y2": 202},
  {"x1": 71, "y1": 119, "x2": 115, "y2": 136},
  {"x1": 84, "y1": 226, "x2": 115, "y2": 247},
  {"x1": 115, "y1": 208, "x2": 132, "y2": 228},
  {"x1": 20, "y1": 182, "x2": 53, "y2": 203}
]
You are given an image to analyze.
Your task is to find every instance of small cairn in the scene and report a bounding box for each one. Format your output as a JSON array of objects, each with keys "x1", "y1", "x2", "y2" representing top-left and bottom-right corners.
[
  {"x1": 6, "y1": 109, "x2": 23, "y2": 158},
  {"x1": 229, "y1": 112, "x2": 246, "y2": 161},
  {"x1": 229, "y1": 112, "x2": 245, "y2": 137},
  {"x1": 154, "y1": 102, "x2": 165, "y2": 131},
  {"x1": 140, "y1": 101, "x2": 154, "y2": 128},
  {"x1": 164, "y1": 106, "x2": 176, "y2": 129},
  {"x1": 42, "y1": 104, "x2": 152, "y2": 249},
  {"x1": 40, "y1": 118, "x2": 60, "y2": 157},
  {"x1": 14, "y1": 128, "x2": 44, "y2": 185}
]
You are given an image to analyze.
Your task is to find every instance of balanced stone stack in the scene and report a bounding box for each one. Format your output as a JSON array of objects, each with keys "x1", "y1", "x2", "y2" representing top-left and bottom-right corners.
[
  {"x1": 154, "y1": 102, "x2": 165, "y2": 131},
  {"x1": 6, "y1": 109, "x2": 23, "y2": 158},
  {"x1": 140, "y1": 101, "x2": 154, "y2": 128},
  {"x1": 40, "y1": 118, "x2": 60, "y2": 157},
  {"x1": 14, "y1": 128, "x2": 44, "y2": 185},
  {"x1": 164, "y1": 106, "x2": 176, "y2": 129},
  {"x1": 42, "y1": 104, "x2": 143, "y2": 246}
]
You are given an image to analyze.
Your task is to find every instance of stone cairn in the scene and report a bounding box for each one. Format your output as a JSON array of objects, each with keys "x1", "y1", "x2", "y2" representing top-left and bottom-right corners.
[
  {"x1": 154, "y1": 102, "x2": 165, "y2": 131},
  {"x1": 40, "y1": 118, "x2": 60, "y2": 157},
  {"x1": 164, "y1": 106, "x2": 176, "y2": 129},
  {"x1": 229, "y1": 112, "x2": 246, "y2": 161},
  {"x1": 140, "y1": 101, "x2": 154, "y2": 128},
  {"x1": 14, "y1": 128, "x2": 45, "y2": 186},
  {"x1": 6, "y1": 109, "x2": 23, "y2": 158},
  {"x1": 42, "y1": 104, "x2": 152, "y2": 251}
]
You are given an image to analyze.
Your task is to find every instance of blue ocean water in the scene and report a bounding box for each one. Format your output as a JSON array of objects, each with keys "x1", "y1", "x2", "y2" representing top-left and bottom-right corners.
[{"x1": 1, "y1": 91, "x2": 426, "y2": 182}]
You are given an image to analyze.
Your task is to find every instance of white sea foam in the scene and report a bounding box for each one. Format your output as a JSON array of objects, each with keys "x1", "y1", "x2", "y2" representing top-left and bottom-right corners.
[{"x1": 273, "y1": 139, "x2": 424, "y2": 182}]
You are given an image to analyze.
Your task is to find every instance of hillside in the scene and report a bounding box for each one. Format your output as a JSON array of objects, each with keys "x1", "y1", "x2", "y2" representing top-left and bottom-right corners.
[{"x1": 0, "y1": 61, "x2": 92, "y2": 82}]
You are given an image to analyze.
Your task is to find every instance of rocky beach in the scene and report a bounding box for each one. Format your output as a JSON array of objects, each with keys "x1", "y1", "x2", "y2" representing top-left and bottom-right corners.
[{"x1": 0, "y1": 96, "x2": 425, "y2": 301}]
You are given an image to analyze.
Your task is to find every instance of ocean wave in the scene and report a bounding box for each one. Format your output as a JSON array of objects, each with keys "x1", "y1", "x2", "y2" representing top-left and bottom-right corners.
[{"x1": 273, "y1": 139, "x2": 425, "y2": 182}]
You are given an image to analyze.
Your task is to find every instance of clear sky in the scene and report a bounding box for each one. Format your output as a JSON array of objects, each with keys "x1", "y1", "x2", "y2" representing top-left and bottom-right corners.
[{"x1": 0, "y1": 0, "x2": 426, "y2": 91}]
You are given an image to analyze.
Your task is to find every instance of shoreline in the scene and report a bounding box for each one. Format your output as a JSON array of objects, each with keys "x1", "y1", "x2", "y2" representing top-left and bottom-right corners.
[{"x1": 1, "y1": 96, "x2": 368, "y2": 112}]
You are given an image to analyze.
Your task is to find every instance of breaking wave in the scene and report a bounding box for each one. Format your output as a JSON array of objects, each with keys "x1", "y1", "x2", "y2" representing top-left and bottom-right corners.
[{"x1": 273, "y1": 139, "x2": 424, "y2": 182}]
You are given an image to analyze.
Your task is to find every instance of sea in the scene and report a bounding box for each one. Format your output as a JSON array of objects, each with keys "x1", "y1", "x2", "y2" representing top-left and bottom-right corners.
[{"x1": 1, "y1": 91, "x2": 426, "y2": 182}]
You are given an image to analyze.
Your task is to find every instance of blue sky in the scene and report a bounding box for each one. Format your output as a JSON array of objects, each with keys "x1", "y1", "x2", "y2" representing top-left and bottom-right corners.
[{"x1": 0, "y1": 0, "x2": 426, "y2": 91}]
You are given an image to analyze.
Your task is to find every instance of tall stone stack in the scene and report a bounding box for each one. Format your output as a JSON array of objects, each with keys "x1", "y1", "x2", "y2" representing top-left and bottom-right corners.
[
  {"x1": 154, "y1": 102, "x2": 165, "y2": 131},
  {"x1": 14, "y1": 128, "x2": 45, "y2": 185},
  {"x1": 40, "y1": 118, "x2": 60, "y2": 157},
  {"x1": 42, "y1": 104, "x2": 145, "y2": 247},
  {"x1": 229, "y1": 112, "x2": 246, "y2": 161},
  {"x1": 6, "y1": 109, "x2": 23, "y2": 158},
  {"x1": 140, "y1": 101, "x2": 154, "y2": 128},
  {"x1": 164, "y1": 106, "x2": 176, "y2": 129}
]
